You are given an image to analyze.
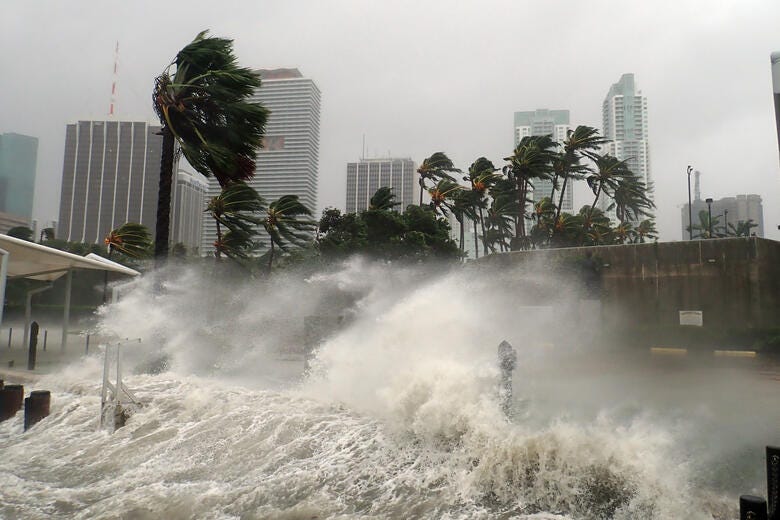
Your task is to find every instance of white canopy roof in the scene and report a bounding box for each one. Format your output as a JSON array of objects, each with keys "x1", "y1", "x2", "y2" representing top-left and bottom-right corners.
[{"x1": 0, "y1": 234, "x2": 140, "y2": 281}]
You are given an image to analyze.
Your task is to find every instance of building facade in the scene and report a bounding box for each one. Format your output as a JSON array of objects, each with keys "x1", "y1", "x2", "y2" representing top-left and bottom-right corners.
[
  {"x1": 170, "y1": 170, "x2": 207, "y2": 252},
  {"x1": 345, "y1": 158, "x2": 417, "y2": 213},
  {"x1": 56, "y1": 120, "x2": 201, "y2": 247},
  {"x1": 513, "y1": 109, "x2": 573, "y2": 210},
  {"x1": 201, "y1": 68, "x2": 321, "y2": 255},
  {"x1": 681, "y1": 194, "x2": 764, "y2": 239},
  {"x1": 57, "y1": 121, "x2": 162, "y2": 244},
  {"x1": 0, "y1": 132, "x2": 38, "y2": 221},
  {"x1": 601, "y1": 74, "x2": 652, "y2": 221},
  {"x1": 772, "y1": 52, "x2": 780, "y2": 164}
]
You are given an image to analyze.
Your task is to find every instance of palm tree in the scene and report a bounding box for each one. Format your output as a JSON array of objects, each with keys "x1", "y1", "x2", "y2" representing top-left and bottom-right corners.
[
  {"x1": 103, "y1": 222, "x2": 151, "y2": 302},
  {"x1": 206, "y1": 181, "x2": 265, "y2": 259},
  {"x1": 528, "y1": 197, "x2": 556, "y2": 249},
  {"x1": 687, "y1": 210, "x2": 721, "y2": 239},
  {"x1": 610, "y1": 173, "x2": 654, "y2": 224},
  {"x1": 484, "y1": 197, "x2": 516, "y2": 252},
  {"x1": 7, "y1": 226, "x2": 33, "y2": 241},
  {"x1": 726, "y1": 219, "x2": 758, "y2": 237},
  {"x1": 104, "y1": 223, "x2": 152, "y2": 258},
  {"x1": 264, "y1": 195, "x2": 317, "y2": 269},
  {"x1": 613, "y1": 221, "x2": 636, "y2": 244},
  {"x1": 369, "y1": 187, "x2": 400, "y2": 211},
  {"x1": 152, "y1": 30, "x2": 269, "y2": 258},
  {"x1": 465, "y1": 157, "x2": 500, "y2": 257},
  {"x1": 417, "y1": 152, "x2": 460, "y2": 206},
  {"x1": 449, "y1": 188, "x2": 476, "y2": 255},
  {"x1": 551, "y1": 126, "x2": 606, "y2": 241},
  {"x1": 503, "y1": 135, "x2": 557, "y2": 250},
  {"x1": 39, "y1": 227, "x2": 55, "y2": 243},
  {"x1": 586, "y1": 154, "x2": 631, "y2": 213},
  {"x1": 577, "y1": 206, "x2": 613, "y2": 246},
  {"x1": 635, "y1": 219, "x2": 658, "y2": 243}
]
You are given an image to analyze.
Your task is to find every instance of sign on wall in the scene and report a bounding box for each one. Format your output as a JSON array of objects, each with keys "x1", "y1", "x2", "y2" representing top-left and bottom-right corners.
[{"x1": 679, "y1": 310, "x2": 703, "y2": 327}]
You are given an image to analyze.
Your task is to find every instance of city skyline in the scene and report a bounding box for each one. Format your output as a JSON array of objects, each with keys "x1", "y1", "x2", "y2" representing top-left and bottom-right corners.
[
  {"x1": 345, "y1": 157, "x2": 418, "y2": 213},
  {"x1": 1, "y1": 1, "x2": 779, "y2": 242}
]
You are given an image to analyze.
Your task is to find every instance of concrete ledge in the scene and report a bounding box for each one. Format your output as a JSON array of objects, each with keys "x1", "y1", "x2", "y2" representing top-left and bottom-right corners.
[
  {"x1": 714, "y1": 350, "x2": 757, "y2": 358},
  {"x1": 650, "y1": 347, "x2": 688, "y2": 356}
]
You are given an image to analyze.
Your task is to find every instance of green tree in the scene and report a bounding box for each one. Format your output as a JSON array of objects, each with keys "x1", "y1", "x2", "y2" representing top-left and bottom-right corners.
[
  {"x1": 264, "y1": 195, "x2": 316, "y2": 269},
  {"x1": 635, "y1": 219, "x2": 658, "y2": 243},
  {"x1": 152, "y1": 30, "x2": 268, "y2": 258},
  {"x1": 417, "y1": 152, "x2": 460, "y2": 206},
  {"x1": 726, "y1": 219, "x2": 758, "y2": 237},
  {"x1": 206, "y1": 181, "x2": 265, "y2": 259},
  {"x1": 369, "y1": 187, "x2": 400, "y2": 211},
  {"x1": 503, "y1": 135, "x2": 556, "y2": 250},
  {"x1": 7, "y1": 226, "x2": 33, "y2": 241},
  {"x1": 104, "y1": 223, "x2": 152, "y2": 258},
  {"x1": 586, "y1": 154, "x2": 631, "y2": 212},
  {"x1": 610, "y1": 173, "x2": 654, "y2": 224},
  {"x1": 551, "y1": 126, "x2": 606, "y2": 241},
  {"x1": 465, "y1": 157, "x2": 500, "y2": 257}
]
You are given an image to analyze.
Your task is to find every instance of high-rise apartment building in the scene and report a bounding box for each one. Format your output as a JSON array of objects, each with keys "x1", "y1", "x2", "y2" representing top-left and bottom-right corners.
[
  {"x1": 56, "y1": 120, "x2": 202, "y2": 247},
  {"x1": 601, "y1": 74, "x2": 652, "y2": 220},
  {"x1": 0, "y1": 132, "x2": 38, "y2": 221},
  {"x1": 513, "y1": 109, "x2": 573, "y2": 210},
  {"x1": 772, "y1": 52, "x2": 780, "y2": 164},
  {"x1": 345, "y1": 157, "x2": 418, "y2": 213},
  {"x1": 201, "y1": 68, "x2": 321, "y2": 255},
  {"x1": 681, "y1": 194, "x2": 764, "y2": 239}
]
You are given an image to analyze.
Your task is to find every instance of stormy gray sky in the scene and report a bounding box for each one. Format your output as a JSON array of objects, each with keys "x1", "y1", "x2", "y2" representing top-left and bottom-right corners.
[{"x1": 2, "y1": 0, "x2": 779, "y2": 240}]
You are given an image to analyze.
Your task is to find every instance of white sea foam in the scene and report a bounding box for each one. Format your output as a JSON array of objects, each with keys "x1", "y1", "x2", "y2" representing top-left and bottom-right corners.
[{"x1": 1, "y1": 259, "x2": 761, "y2": 519}]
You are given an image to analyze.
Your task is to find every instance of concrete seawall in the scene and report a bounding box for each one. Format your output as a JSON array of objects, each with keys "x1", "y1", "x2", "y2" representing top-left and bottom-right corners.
[{"x1": 479, "y1": 237, "x2": 780, "y2": 337}]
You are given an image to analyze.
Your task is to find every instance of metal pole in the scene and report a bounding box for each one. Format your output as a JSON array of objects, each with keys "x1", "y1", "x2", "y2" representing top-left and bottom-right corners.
[
  {"x1": 687, "y1": 166, "x2": 693, "y2": 240},
  {"x1": 0, "y1": 248, "x2": 8, "y2": 330},
  {"x1": 707, "y1": 200, "x2": 713, "y2": 238},
  {"x1": 61, "y1": 269, "x2": 72, "y2": 352},
  {"x1": 724, "y1": 209, "x2": 729, "y2": 236}
]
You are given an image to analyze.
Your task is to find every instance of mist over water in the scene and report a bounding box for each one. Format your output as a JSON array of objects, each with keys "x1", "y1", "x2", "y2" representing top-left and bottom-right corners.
[{"x1": 2, "y1": 258, "x2": 775, "y2": 519}]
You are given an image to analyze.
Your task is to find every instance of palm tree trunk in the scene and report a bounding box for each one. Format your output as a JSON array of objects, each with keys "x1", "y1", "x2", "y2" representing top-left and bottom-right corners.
[
  {"x1": 478, "y1": 206, "x2": 488, "y2": 256},
  {"x1": 551, "y1": 175, "x2": 569, "y2": 243},
  {"x1": 214, "y1": 219, "x2": 223, "y2": 260},
  {"x1": 590, "y1": 184, "x2": 603, "y2": 212},
  {"x1": 268, "y1": 239, "x2": 275, "y2": 269},
  {"x1": 154, "y1": 126, "x2": 175, "y2": 261},
  {"x1": 473, "y1": 217, "x2": 479, "y2": 259},
  {"x1": 419, "y1": 178, "x2": 425, "y2": 206},
  {"x1": 459, "y1": 217, "x2": 465, "y2": 253}
]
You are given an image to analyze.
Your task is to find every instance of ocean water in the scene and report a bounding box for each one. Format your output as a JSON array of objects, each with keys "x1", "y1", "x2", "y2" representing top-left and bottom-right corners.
[{"x1": 1, "y1": 259, "x2": 775, "y2": 519}]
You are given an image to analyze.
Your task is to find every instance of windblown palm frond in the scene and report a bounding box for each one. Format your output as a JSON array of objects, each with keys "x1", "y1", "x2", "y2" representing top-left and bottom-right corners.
[
  {"x1": 104, "y1": 223, "x2": 152, "y2": 258},
  {"x1": 265, "y1": 195, "x2": 317, "y2": 268},
  {"x1": 369, "y1": 187, "x2": 400, "y2": 211},
  {"x1": 417, "y1": 152, "x2": 461, "y2": 205}
]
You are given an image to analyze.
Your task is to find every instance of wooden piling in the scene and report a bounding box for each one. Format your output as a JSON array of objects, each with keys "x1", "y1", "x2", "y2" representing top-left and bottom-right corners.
[
  {"x1": 768, "y1": 446, "x2": 780, "y2": 520},
  {"x1": 24, "y1": 390, "x2": 51, "y2": 431},
  {"x1": 741, "y1": 495, "x2": 768, "y2": 520},
  {"x1": 0, "y1": 384, "x2": 24, "y2": 421},
  {"x1": 27, "y1": 321, "x2": 39, "y2": 371}
]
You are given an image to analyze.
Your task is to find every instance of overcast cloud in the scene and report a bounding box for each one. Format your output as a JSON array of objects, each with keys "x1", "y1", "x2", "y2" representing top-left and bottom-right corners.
[{"x1": 2, "y1": 0, "x2": 779, "y2": 240}]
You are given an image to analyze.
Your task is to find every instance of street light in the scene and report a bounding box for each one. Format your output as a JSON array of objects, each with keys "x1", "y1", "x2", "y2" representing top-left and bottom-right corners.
[
  {"x1": 686, "y1": 166, "x2": 693, "y2": 240},
  {"x1": 705, "y1": 198, "x2": 714, "y2": 238}
]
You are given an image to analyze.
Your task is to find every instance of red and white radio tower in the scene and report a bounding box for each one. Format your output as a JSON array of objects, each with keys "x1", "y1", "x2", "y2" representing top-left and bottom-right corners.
[{"x1": 108, "y1": 41, "x2": 119, "y2": 117}]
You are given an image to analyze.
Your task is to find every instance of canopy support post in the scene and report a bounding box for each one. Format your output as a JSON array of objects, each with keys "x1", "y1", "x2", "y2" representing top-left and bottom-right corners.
[
  {"x1": 23, "y1": 284, "x2": 52, "y2": 352},
  {"x1": 61, "y1": 269, "x2": 72, "y2": 352}
]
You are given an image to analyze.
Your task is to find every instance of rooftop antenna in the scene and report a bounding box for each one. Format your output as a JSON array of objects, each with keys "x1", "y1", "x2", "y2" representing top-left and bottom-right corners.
[
  {"x1": 108, "y1": 41, "x2": 119, "y2": 118},
  {"x1": 694, "y1": 170, "x2": 702, "y2": 201}
]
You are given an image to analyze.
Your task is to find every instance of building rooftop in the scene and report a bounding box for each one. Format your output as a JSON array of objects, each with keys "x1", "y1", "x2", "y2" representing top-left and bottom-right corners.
[{"x1": 257, "y1": 68, "x2": 303, "y2": 80}]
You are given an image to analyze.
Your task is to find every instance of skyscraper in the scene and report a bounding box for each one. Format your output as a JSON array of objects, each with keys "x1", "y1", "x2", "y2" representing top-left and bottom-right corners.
[
  {"x1": 170, "y1": 170, "x2": 207, "y2": 251},
  {"x1": 771, "y1": 52, "x2": 780, "y2": 164},
  {"x1": 345, "y1": 157, "x2": 417, "y2": 213},
  {"x1": 513, "y1": 109, "x2": 573, "y2": 210},
  {"x1": 56, "y1": 120, "x2": 202, "y2": 247},
  {"x1": 0, "y1": 132, "x2": 38, "y2": 220},
  {"x1": 601, "y1": 73, "x2": 652, "y2": 220},
  {"x1": 57, "y1": 121, "x2": 162, "y2": 243},
  {"x1": 201, "y1": 68, "x2": 321, "y2": 255}
]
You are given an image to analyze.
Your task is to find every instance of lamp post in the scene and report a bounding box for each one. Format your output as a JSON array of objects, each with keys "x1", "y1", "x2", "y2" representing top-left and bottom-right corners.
[
  {"x1": 687, "y1": 166, "x2": 693, "y2": 240},
  {"x1": 724, "y1": 209, "x2": 728, "y2": 236},
  {"x1": 705, "y1": 198, "x2": 714, "y2": 238}
]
